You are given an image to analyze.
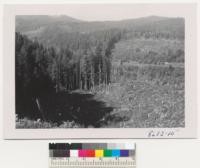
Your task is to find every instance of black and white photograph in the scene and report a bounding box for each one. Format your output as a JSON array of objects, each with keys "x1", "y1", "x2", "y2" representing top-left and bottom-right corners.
[
  {"x1": 3, "y1": 4, "x2": 197, "y2": 138},
  {"x1": 15, "y1": 11, "x2": 185, "y2": 129}
]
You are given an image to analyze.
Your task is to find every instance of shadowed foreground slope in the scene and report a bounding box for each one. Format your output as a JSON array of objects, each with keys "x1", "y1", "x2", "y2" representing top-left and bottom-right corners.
[{"x1": 16, "y1": 92, "x2": 114, "y2": 128}]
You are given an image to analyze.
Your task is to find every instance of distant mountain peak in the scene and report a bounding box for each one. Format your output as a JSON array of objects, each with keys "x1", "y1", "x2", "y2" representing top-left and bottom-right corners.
[{"x1": 48, "y1": 15, "x2": 82, "y2": 22}]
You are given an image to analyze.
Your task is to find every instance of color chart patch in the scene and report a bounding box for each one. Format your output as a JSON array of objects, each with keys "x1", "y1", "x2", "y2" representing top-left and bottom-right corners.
[
  {"x1": 49, "y1": 143, "x2": 135, "y2": 158},
  {"x1": 49, "y1": 143, "x2": 136, "y2": 168}
]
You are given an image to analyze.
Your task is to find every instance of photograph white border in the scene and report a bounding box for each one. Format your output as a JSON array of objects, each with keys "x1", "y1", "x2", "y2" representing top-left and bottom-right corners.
[{"x1": 3, "y1": 4, "x2": 197, "y2": 139}]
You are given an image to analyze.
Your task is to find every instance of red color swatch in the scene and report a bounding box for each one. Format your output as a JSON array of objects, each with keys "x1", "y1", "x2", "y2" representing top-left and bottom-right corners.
[{"x1": 78, "y1": 150, "x2": 95, "y2": 157}]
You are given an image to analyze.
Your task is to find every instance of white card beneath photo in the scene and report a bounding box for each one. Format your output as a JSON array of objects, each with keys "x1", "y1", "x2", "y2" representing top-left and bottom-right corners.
[{"x1": 3, "y1": 4, "x2": 197, "y2": 139}]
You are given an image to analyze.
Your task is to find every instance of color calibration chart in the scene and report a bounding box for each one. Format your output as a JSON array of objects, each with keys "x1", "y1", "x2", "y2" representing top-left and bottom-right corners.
[{"x1": 49, "y1": 143, "x2": 136, "y2": 168}]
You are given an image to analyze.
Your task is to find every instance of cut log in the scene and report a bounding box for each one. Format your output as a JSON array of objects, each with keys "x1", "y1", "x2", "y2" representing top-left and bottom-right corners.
[{"x1": 36, "y1": 98, "x2": 46, "y2": 121}]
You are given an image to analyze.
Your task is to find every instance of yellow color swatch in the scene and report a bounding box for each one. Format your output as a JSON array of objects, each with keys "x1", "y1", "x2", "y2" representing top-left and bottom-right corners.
[{"x1": 95, "y1": 150, "x2": 103, "y2": 157}]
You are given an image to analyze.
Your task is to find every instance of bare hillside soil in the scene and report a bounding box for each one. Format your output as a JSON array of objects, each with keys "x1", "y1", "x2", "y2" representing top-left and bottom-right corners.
[{"x1": 93, "y1": 80, "x2": 184, "y2": 128}]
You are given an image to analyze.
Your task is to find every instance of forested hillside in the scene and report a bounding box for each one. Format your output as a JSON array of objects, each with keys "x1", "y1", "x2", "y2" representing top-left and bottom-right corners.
[
  {"x1": 15, "y1": 15, "x2": 185, "y2": 128},
  {"x1": 16, "y1": 29, "x2": 122, "y2": 120},
  {"x1": 16, "y1": 15, "x2": 184, "y2": 48}
]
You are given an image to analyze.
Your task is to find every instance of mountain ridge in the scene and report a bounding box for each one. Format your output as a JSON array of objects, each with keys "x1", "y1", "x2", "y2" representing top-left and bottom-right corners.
[
  {"x1": 15, "y1": 15, "x2": 184, "y2": 49},
  {"x1": 16, "y1": 15, "x2": 184, "y2": 33}
]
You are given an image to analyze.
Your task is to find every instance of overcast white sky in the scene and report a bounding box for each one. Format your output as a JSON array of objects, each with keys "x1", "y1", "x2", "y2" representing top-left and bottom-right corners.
[
  {"x1": 13, "y1": 4, "x2": 195, "y2": 21},
  {"x1": 51, "y1": 4, "x2": 187, "y2": 21}
]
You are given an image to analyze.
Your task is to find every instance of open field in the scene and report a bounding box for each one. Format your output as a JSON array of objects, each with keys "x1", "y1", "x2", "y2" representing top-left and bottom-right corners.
[{"x1": 112, "y1": 38, "x2": 184, "y2": 64}]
